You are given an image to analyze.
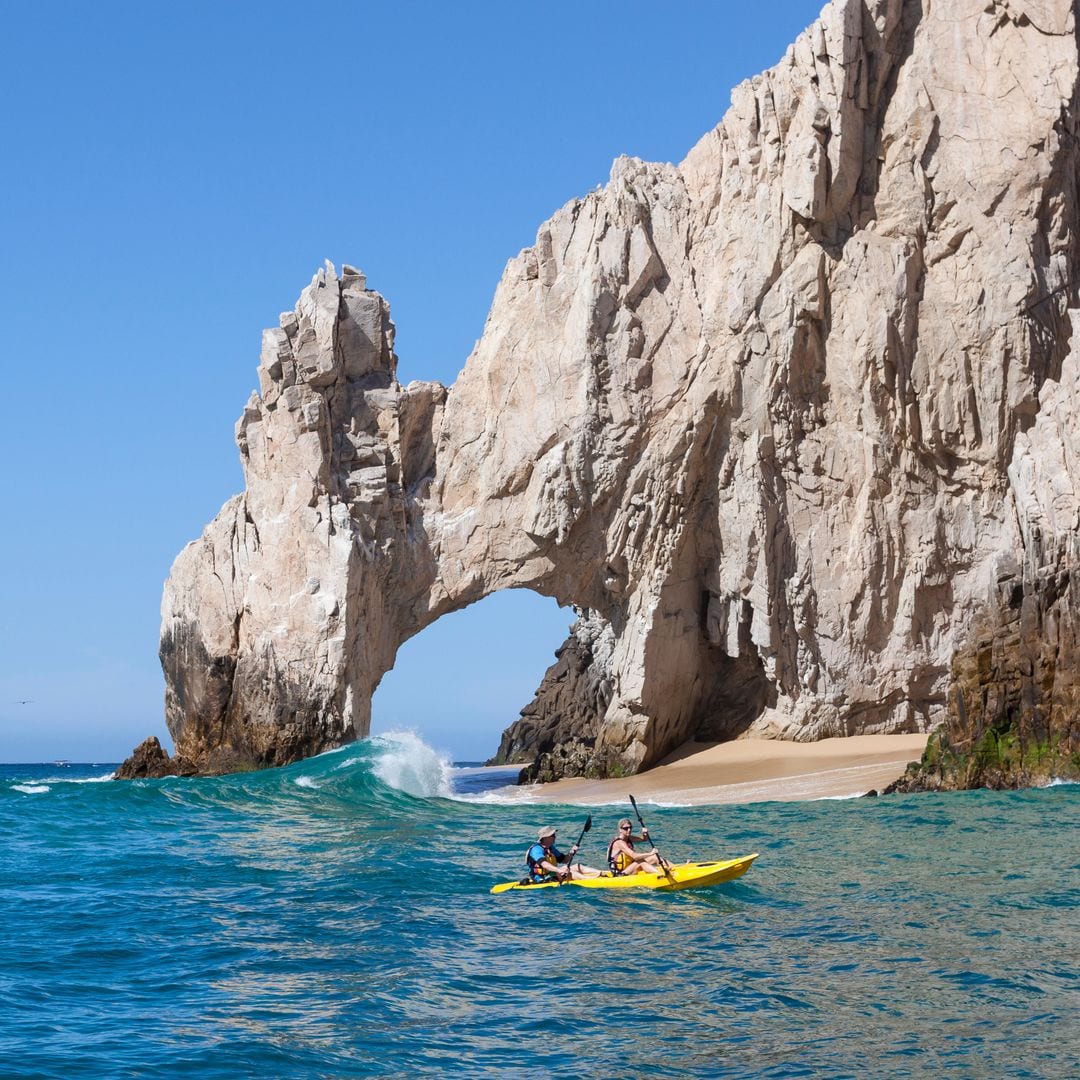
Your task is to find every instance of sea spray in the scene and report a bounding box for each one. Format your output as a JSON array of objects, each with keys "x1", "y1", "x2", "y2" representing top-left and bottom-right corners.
[{"x1": 368, "y1": 730, "x2": 454, "y2": 798}]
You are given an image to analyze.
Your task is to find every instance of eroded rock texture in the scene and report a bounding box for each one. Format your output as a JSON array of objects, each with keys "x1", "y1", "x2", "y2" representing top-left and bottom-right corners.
[
  {"x1": 113, "y1": 737, "x2": 194, "y2": 779},
  {"x1": 888, "y1": 313, "x2": 1080, "y2": 790},
  {"x1": 487, "y1": 612, "x2": 619, "y2": 781},
  {"x1": 143, "y1": 0, "x2": 1080, "y2": 783}
]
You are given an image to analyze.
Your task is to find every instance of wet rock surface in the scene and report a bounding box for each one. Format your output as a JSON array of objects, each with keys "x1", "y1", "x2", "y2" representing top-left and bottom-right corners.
[{"x1": 115, "y1": 737, "x2": 196, "y2": 780}]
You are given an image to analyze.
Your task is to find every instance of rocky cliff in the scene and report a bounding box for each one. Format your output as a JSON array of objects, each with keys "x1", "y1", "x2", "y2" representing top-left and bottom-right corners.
[{"x1": 135, "y1": 0, "x2": 1080, "y2": 784}]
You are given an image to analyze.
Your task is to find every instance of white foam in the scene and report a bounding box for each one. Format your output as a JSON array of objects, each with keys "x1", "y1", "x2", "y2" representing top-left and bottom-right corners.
[
  {"x1": 293, "y1": 776, "x2": 321, "y2": 790},
  {"x1": 370, "y1": 730, "x2": 454, "y2": 798},
  {"x1": 44, "y1": 773, "x2": 115, "y2": 784},
  {"x1": 1045, "y1": 777, "x2": 1078, "y2": 788},
  {"x1": 331, "y1": 757, "x2": 363, "y2": 772},
  {"x1": 453, "y1": 786, "x2": 538, "y2": 805},
  {"x1": 450, "y1": 787, "x2": 695, "y2": 808},
  {"x1": 12, "y1": 784, "x2": 49, "y2": 794}
]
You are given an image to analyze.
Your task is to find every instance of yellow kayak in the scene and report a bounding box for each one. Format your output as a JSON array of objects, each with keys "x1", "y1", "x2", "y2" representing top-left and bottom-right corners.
[{"x1": 491, "y1": 853, "x2": 759, "y2": 894}]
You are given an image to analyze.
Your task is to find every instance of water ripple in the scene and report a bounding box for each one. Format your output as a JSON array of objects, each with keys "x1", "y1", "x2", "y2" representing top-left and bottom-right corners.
[{"x1": 0, "y1": 755, "x2": 1076, "y2": 1077}]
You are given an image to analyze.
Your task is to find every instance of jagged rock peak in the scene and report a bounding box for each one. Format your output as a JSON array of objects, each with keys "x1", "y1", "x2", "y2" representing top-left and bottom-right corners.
[{"x1": 141, "y1": 0, "x2": 1079, "y2": 785}]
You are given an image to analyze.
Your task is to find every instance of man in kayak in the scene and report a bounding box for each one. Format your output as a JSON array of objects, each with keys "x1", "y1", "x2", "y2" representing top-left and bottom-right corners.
[
  {"x1": 606, "y1": 818, "x2": 669, "y2": 875},
  {"x1": 526, "y1": 826, "x2": 603, "y2": 882}
]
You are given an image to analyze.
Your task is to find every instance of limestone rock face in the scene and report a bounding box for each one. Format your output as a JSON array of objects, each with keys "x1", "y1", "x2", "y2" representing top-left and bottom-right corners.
[
  {"x1": 152, "y1": 0, "x2": 1080, "y2": 782},
  {"x1": 888, "y1": 312, "x2": 1080, "y2": 791}
]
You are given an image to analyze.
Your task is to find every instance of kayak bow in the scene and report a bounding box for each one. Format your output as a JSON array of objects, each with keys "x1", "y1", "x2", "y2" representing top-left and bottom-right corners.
[{"x1": 491, "y1": 853, "x2": 759, "y2": 894}]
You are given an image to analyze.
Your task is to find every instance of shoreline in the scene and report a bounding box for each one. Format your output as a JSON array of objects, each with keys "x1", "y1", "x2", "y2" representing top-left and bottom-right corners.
[{"x1": 522, "y1": 733, "x2": 929, "y2": 806}]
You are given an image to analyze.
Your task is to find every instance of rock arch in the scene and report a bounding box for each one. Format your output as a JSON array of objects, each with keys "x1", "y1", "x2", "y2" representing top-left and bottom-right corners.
[
  {"x1": 155, "y1": 0, "x2": 1080, "y2": 780},
  {"x1": 160, "y1": 221, "x2": 778, "y2": 776}
]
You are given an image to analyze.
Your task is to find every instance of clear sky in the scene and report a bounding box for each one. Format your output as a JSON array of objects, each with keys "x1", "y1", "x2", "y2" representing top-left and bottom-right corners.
[{"x1": 0, "y1": 0, "x2": 824, "y2": 762}]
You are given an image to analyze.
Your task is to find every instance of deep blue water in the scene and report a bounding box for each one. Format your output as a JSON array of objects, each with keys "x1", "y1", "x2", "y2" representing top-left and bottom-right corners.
[{"x1": 1, "y1": 734, "x2": 1077, "y2": 1078}]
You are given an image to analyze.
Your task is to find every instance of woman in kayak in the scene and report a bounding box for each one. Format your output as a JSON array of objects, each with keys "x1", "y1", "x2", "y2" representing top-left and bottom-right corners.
[
  {"x1": 526, "y1": 826, "x2": 603, "y2": 882},
  {"x1": 607, "y1": 818, "x2": 668, "y2": 875}
]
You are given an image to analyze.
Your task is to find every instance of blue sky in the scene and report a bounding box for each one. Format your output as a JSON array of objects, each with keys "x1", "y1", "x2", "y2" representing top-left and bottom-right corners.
[{"x1": 0, "y1": 1, "x2": 824, "y2": 762}]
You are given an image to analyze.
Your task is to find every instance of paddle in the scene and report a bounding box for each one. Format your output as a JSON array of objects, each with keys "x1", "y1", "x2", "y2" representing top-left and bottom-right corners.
[
  {"x1": 559, "y1": 814, "x2": 592, "y2": 882},
  {"x1": 629, "y1": 794, "x2": 675, "y2": 881}
]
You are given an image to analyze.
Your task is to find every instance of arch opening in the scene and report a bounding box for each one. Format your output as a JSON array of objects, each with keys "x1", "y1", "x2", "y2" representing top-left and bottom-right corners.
[{"x1": 370, "y1": 589, "x2": 574, "y2": 763}]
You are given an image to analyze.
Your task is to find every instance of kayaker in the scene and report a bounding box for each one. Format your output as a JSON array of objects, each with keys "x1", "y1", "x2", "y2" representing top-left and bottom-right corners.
[
  {"x1": 606, "y1": 817, "x2": 668, "y2": 875},
  {"x1": 526, "y1": 826, "x2": 602, "y2": 882}
]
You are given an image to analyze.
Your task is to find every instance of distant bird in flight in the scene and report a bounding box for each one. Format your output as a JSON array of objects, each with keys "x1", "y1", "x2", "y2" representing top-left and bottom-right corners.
[{"x1": 13, "y1": 700, "x2": 33, "y2": 705}]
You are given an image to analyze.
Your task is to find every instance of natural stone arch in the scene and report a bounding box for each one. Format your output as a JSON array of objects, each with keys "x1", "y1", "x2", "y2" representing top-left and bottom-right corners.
[
  {"x1": 153, "y1": 0, "x2": 1080, "y2": 783},
  {"x1": 161, "y1": 229, "x2": 777, "y2": 775}
]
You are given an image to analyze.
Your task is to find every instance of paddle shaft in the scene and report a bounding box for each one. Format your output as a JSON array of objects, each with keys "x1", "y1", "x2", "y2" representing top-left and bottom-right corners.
[
  {"x1": 629, "y1": 794, "x2": 674, "y2": 879},
  {"x1": 559, "y1": 814, "x2": 592, "y2": 882}
]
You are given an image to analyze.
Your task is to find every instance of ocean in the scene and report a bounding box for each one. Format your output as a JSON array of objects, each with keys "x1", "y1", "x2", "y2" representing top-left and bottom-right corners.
[{"x1": 1, "y1": 732, "x2": 1076, "y2": 1078}]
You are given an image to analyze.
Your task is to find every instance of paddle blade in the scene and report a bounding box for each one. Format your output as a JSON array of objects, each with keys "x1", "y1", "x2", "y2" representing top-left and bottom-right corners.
[{"x1": 583, "y1": 815, "x2": 592, "y2": 833}]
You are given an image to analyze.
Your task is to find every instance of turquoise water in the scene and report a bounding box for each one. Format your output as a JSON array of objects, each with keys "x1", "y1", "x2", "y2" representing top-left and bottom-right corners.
[{"x1": 2, "y1": 734, "x2": 1077, "y2": 1078}]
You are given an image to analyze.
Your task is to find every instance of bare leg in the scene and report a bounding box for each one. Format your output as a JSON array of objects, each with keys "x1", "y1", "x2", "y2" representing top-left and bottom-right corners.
[
  {"x1": 568, "y1": 862, "x2": 604, "y2": 879},
  {"x1": 621, "y1": 855, "x2": 665, "y2": 875}
]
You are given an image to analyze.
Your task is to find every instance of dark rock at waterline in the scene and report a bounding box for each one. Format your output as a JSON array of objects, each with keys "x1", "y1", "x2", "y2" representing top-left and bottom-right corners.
[
  {"x1": 884, "y1": 553, "x2": 1080, "y2": 795},
  {"x1": 114, "y1": 736, "x2": 197, "y2": 780},
  {"x1": 488, "y1": 614, "x2": 624, "y2": 782},
  {"x1": 519, "y1": 738, "x2": 628, "y2": 785},
  {"x1": 488, "y1": 619, "x2": 606, "y2": 767}
]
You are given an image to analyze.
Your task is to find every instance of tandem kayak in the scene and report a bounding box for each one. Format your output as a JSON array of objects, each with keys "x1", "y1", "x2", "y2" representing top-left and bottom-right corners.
[{"x1": 491, "y1": 853, "x2": 759, "y2": 894}]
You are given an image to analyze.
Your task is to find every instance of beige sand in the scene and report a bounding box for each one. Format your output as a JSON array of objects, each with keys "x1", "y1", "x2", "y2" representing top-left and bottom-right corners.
[{"x1": 526, "y1": 733, "x2": 928, "y2": 806}]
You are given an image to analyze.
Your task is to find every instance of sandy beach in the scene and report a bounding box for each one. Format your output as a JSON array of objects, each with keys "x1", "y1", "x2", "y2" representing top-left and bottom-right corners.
[{"x1": 527, "y1": 733, "x2": 929, "y2": 806}]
